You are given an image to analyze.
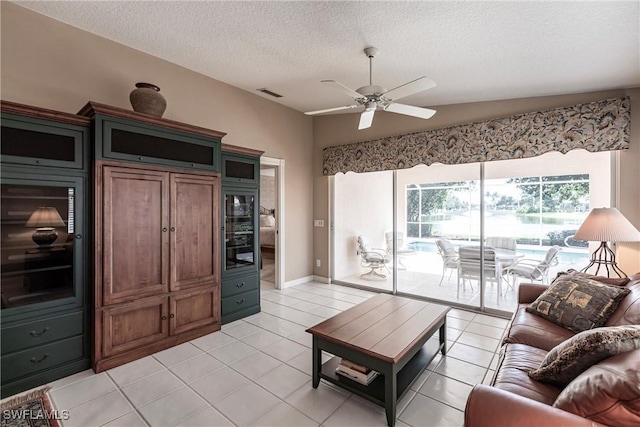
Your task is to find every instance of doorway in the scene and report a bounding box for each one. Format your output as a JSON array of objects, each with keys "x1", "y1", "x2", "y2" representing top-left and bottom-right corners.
[{"x1": 260, "y1": 157, "x2": 285, "y2": 289}]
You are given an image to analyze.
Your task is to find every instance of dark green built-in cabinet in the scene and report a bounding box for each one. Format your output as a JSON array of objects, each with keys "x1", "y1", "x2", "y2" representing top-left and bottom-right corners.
[
  {"x1": 0, "y1": 102, "x2": 91, "y2": 397},
  {"x1": 1, "y1": 100, "x2": 264, "y2": 396},
  {"x1": 221, "y1": 150, "x2": 263, "y2": 324}
]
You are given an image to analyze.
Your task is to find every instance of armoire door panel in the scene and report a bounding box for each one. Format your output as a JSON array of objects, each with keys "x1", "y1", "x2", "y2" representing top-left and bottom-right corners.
[
  {"x1": 170, "y1": 286, "x2": 219, "y2": 335},
  {"x1": 170, "y1": 174, "x2": 220, "y2": 291},
  {"x1": 102, "y1": 296, "x2": 168, "y2": 357},
  {"x1": 103, "y1": 167, "x2": 169, "y2": 304}
]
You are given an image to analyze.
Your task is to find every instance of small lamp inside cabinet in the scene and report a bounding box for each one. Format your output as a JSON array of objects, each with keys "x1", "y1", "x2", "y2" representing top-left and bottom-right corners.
[{"x1": 25, "y1": 207, "x2": 66, "y2": 247}]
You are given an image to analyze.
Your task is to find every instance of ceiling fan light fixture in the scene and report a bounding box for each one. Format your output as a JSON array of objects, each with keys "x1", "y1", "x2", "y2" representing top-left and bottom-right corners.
[
  {"x1": 305, "y1": 46, "x2": 437, "y2": 130},
  {"x1": 364, "y1": 101, "x2": 377, "y2": 111}
]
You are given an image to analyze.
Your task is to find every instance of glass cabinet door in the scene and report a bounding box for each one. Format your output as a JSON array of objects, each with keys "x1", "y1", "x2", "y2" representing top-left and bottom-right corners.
[
  {"x1": 223, "y1": 189, "x2": 257, "y2": 273},
  {"x1": 1, "y1": 176, "x2": 84, "y2": 313}
]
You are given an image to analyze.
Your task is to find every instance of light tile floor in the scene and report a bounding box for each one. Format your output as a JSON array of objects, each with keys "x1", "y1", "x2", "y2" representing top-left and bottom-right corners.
[{"x1": 35, "y1": 280, "x2": 509, "y2": 427}]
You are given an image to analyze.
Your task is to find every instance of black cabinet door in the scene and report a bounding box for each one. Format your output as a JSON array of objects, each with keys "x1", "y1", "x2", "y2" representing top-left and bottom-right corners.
[
  {"x1": 0, "y1": 114, "x2": 88, "y2": 171},
  {"x1": 96, "y1": 116, "x2": 221, "y2": 171},
  {"x1": 222, "y1": 187, "x2": 259, "y2": 278},
  {"x1": 1, "y1": 171, "x2": 86, "y2": 321},
  {"x1": 222, "y1": 153, "x2": 260, "y2": 186}
]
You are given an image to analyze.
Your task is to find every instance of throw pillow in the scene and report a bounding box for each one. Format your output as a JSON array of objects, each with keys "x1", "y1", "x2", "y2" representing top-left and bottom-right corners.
[
  {"x1": 265, "y1": 214, "x2": 275, "y2": 227},
  {"x1": 528, "y1": 325, "x2": 640, "y2": 386},
  {"x1": 553, "y1": 349, "x2": 640, "y2": 427},
  {"x1": 526, "y1": 275, "x2": 630, "y2": 333},
  {"x1": 555, "y1": 269, "x2": 631, "y2": 287}
]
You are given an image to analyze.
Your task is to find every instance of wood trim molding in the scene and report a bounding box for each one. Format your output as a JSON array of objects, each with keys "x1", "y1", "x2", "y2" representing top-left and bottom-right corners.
[
  {"x1": 95, "y1": 159, "x2": 222, "y2": 178},
  {"x1": 222, "y1": 143, "x2": 264, "y2": 157},
  {"x1": 78, "y1": 101, "x2": 227, "y2": 139},
  {"x1": 1, "y1": 100, "x2": 91, "y2": 127}
]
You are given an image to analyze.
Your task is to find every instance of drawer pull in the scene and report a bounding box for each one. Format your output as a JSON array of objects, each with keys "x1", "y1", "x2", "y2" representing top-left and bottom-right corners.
[
  {"x1": 236, "y1": 282, "x2": 245, "y2": 288},
  {"x1": 170, "y1": 227, "x2": 176, "y2": 232},
  {"x1": 30, "y1": 353, "x2": 50, "y2": 364},
  {"x1": 29, "y1": 327, "x2": 50, "y2": 337},
  {"x1": 169, "y1": 313, "x2": 175, "y2": 319},
  {"x1": 162, "y1": 315, "x2": 168, "y2": 320},
  {"x1": 236, "y1": 298, "x2": 245, "y2": 305}
]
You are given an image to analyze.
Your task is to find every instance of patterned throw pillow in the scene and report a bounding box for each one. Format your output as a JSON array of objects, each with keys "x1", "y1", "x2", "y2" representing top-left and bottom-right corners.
[
  {"x1": 526, "y1": 275, "x2": 630, "y2": 333},
  {"x1": 529, "y1": 325, "x2": 640, "y2": 386},
  {"x1": 555, "y1": 269, "x2": 631, "y2": 287}
]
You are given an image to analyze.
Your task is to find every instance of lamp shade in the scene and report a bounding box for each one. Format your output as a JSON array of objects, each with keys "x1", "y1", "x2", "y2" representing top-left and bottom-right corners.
[
  {"x1": 25, "y1": 207, "x2": 66, "y2": 228},
  {"x1": 573, "y1": 208, "x2": 640, "y2": 242}
]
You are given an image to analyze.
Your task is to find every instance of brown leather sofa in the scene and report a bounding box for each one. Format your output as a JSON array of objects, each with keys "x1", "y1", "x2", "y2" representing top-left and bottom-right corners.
[{"x1": 465, "y1": 272, "x2": 640, "y2": 427}]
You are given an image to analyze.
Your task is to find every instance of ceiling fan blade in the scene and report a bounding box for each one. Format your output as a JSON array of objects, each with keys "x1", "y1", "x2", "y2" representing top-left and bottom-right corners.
[
  {"x1": 382, "y1": 77, "x2": 436, "y2": 101},
  {"x1": 304, "y1": 105, "x2": 360, "y2": 115},
  {"x1": 384, "y1": 103, "x2": 436, "y2": 119},
  {"x1": 322, "y1": 80, "x2": 364, "y2": 99},
  {"x1": 358, "y1": 109, "x2": 375, "y2": 130}
]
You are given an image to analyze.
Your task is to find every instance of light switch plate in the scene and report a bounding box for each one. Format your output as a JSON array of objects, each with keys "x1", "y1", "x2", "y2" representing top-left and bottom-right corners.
[{"x1": 314, "y1": 219, "x2": 324, "y2": 227}]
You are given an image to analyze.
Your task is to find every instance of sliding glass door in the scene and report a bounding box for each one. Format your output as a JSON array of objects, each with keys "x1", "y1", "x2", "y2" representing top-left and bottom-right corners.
[
  {"x1": 396, "y1": 163, "x2": 481, "y2": 308},
  {"x1": 331, "y1": 150, "x2": 613, "y2": 315}
]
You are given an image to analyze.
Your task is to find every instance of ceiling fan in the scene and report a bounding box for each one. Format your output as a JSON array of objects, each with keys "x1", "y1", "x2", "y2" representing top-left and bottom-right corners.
[{"x1": 305, "y1": 47, "x2": 437, "y2": 130}]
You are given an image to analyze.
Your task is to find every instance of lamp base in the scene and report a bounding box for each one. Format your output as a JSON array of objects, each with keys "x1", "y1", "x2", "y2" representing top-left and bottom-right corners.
[
  {"x1": 32, "y1": 227, "x2": 59, "y2": 247},
  {"x1": 580, "y1": 241, "x2": 627, "y2": 278}
]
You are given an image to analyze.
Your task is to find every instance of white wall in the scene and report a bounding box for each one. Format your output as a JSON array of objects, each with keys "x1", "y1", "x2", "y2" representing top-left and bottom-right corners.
[{"x1": 333, "y1": 171, "x2": 393, "y2": 279}]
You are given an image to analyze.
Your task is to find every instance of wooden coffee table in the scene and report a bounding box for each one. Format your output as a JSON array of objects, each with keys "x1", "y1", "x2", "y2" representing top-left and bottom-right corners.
[{"x1": 306, "y1": 294, "x2": 450, "y2": 427}]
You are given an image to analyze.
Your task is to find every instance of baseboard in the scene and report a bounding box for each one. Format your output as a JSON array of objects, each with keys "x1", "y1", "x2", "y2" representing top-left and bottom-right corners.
[
  {"x1": 313, "y1": 275, "x2": 331, "y2": 284},
  {"x1": 283, "y1": 275, "x2": 314, "y2": 288}
]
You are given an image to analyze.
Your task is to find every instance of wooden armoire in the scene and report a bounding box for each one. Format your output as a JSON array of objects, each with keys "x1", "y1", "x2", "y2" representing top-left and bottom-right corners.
[{"x1": 81, "y1": 102, "x2": 226, "y2": 372}]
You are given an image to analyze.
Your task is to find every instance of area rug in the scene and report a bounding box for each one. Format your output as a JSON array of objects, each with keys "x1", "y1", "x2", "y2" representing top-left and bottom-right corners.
[{"x1": 0, "y1": 387, "x2": 62, "y2": 427}]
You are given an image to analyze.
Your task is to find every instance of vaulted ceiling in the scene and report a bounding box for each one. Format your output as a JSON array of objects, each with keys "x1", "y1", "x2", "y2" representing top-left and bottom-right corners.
[{"x1": 15, "y1": 1, "x2": 640, "y2": 114}]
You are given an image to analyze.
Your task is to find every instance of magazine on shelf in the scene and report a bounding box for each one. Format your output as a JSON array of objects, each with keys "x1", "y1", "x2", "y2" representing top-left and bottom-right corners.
[
  {"x1": 340, "y1": 359, "x2": 369, "y2": 374},
  {"x1": 335, "y1": 360, "x2": 379, "y2": 385}
]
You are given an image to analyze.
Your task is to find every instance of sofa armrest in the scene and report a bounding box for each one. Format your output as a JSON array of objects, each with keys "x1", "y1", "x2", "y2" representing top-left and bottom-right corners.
[
  {"x1": 518, "y1": 283, "x2": 548, "y2": 304},
  {"x1": 465, "y1": 385, "x2": 605, "y2": 427}
]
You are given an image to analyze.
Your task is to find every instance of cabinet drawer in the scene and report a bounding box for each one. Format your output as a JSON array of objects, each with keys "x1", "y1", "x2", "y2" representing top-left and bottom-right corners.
[
  {"x1": 1, "y1": 335, "x2": 84, "y2": 383},
  {"x1": 222, "y1": 274, "x2": 259, "y2": 297},
  {"x1": 1, "y1": 311, "x2": 84, "y2": 354},
  {"x1": 222, "y1": 289, "x2": 259, "y2": 316}
]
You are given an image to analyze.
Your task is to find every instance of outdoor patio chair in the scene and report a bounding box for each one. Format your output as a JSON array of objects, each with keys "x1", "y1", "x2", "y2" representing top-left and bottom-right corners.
[
  {"x1": 436, "y1": 239, "x2": 458, "y2": 286},
  {"x1": 485, "y1": 236, "x2": 518, "y2": 267},
  {"x1": 485, "y1": 236, "x2": 517, "y2": 251},
  {"x1": 457, "y1": 246, "x2": 503, "y2": 297},
  {"x1": 385, "y1": 231, "x2": 416, "y2": 269},
  {"x1": 356, "y1": 235, "x2": 391, "y2": 280},
  {"x1": 504, "y1": 245, "x2": 561, "y2": 294}
]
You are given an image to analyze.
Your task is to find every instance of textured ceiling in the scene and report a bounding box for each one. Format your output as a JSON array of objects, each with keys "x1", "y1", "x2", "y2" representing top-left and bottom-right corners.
[{"x1": 14, "y1": 1, "x2": 640, "y2": 114}]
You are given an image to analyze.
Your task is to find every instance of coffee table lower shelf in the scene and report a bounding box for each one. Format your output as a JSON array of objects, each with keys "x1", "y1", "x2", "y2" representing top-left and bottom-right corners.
[{"x1": 319, "y1": 339, "x2": 440, "y2": 408}]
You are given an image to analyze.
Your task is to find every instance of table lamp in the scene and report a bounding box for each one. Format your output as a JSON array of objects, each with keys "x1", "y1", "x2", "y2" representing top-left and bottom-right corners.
[
  {"x1": 573, "y1": 207, "x2": 640, "y2": 277},
  {"x1": 25, "y1": 207, "x2": 66, "y2": 247}
]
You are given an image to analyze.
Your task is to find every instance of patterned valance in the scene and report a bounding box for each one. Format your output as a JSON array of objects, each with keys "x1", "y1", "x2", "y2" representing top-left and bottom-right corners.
[{"x1": 322, "y1": 97, "x2": 630, "y2": 175}]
